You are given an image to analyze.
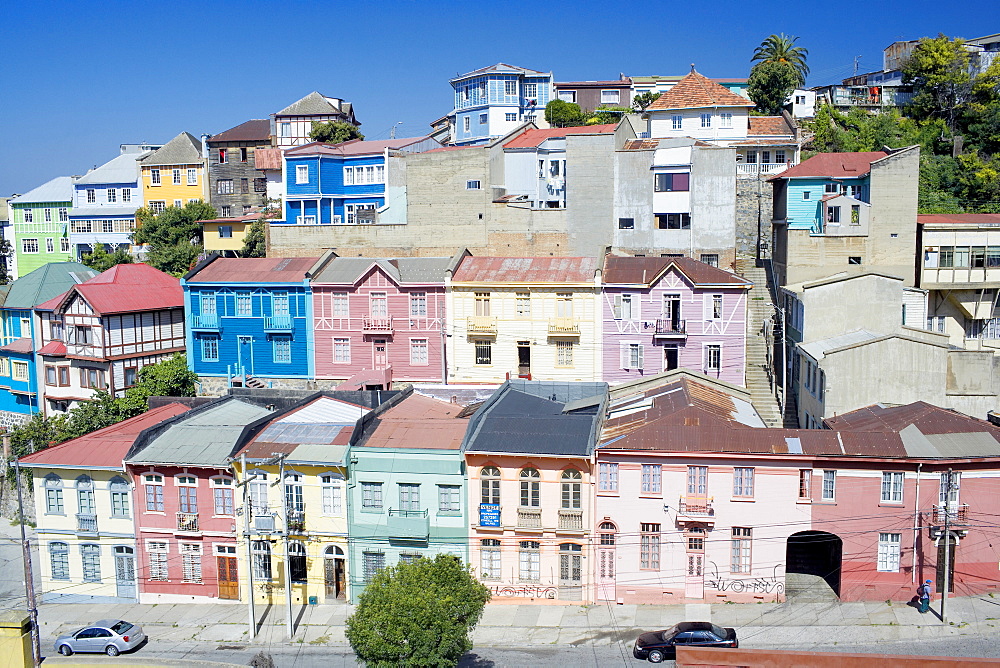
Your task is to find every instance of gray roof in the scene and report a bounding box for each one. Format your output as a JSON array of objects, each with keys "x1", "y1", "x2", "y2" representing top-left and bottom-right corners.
[
  {"x1": 276, "y1": 92, "x2": 348, "y2": 117},
  {"x1": 4, "y1": 263, "x2": 97, "y2": 310},
  {"x1": 10, "y1": 176, "x2": 75, "y2": 206},
  {"x1": 75, "y1": 152, "x2": 146, "y2": 186},
  {"x1": 799, "y1": 329, "x2": 880, "y2": 361},
  {"x1": 139, "y1": 132, "x2": 203, "y2": 167},
  {"x1": 69, "y1": 205, "x2": 140, "y2": 218},
  {"x1": 311, "y1": 256, "x2": 454, "y2": 285},
  {"x1": 462, "y1": 380, "x2": 607, "y2": 457},
  {"x1": 900, "y1": 424, "x2": 1000, "y2": 458},
  {"x1": 126, "y1": 398, "x2": 274, "y2": 466}
]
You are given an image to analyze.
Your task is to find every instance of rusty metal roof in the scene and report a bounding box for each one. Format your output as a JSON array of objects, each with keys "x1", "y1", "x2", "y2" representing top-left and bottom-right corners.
[
  {"x1": 186, "y1": 256, "x2": 319, "y2": 283},
  {"x1": 358, "y1": 394, "x2": 469, "y2": 451},
  {"x1": 208, "y1": 119, "x2": 270, "y2": 144},
  {"x1": 451, "y1": 256, "x2": 599, "y2": 284},
  {"x1": 918, "y1": 213, "x2": 1000, "y2": 226},
  {"x1": 602, "y1": 255, "x2": 750, "y2": 287},
  {"x1": 254, "y1": 148, "x2": 283, "y2": 170}
]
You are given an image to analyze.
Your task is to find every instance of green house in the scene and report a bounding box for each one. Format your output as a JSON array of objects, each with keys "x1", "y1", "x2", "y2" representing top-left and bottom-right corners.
[{"x1": 9, "y1": 176, "x2": 75, "y2": 279}]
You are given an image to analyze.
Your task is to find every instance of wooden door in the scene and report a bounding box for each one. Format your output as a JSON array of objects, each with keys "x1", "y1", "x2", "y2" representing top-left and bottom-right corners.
[
  {"x1": 936, "y1": 535, "x2": 957, "y2": 593},
  {"x1": 217, "y1": 556, "x2": 239, "y2": 599},
  {"x1": 685, "y1": 553, "x2": 705, "y2": 599},
  {"x1": 373, "y1": 339, "x2": 387, "y2": 369}
]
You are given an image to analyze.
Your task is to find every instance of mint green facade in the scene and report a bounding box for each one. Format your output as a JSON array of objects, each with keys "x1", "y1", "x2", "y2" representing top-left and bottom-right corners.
[{"x1": 9, "y1": 176, "x2": 76, "y2": 279}]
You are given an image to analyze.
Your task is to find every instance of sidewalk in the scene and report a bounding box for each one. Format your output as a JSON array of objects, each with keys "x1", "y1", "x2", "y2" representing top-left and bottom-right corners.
[{"x1": 35, "y1": 593, "x2": 1000, "y2": 650}]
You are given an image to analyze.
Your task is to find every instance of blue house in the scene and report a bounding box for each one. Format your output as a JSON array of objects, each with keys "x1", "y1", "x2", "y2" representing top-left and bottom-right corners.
[
  {"x1": 281, "y1": 137, "x2": 437, "y2": 226},
  {"x1": 182, "y1": 255, "x2": 321, "y2": 385},
  {"x1": 770, "y1": 151, "x2": 881, "y2": 234},
  {"x1": 448, "y1": 63, "x2": 553, "y2": 145},
  {"x1": 0, "y1": 262, "x2": 96, "y2": 425}
]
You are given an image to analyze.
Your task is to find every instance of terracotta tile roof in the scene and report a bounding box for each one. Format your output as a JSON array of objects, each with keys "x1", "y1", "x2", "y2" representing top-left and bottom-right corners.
[
  {"x1": 254, "y1": 148, "x2": 283, "y2": 170},
  {"x1": 359, "y1": 394, "x2": 469, "y2": 450},
  {"x1": 646, "y1": 70, "x2": 755, "y2": 111},
  {"x1": 186, "y1": 256, "x2": 319, "y2": 283},
  {"x1": 19, "y1": 403, "x2": 191, "y2": 469},
  {"x1": 748, "y1": 116, "x2": 793, "y2": 136},
  {"x1": 209, "y1": 119, "x2": 270, "y2": 144},
  {"x1": 451, "y1": 256, "x2": 599, "y2": 283},
  {"x1": 0, "y1": 338, "x2": 34, "y2": 353},
  {"x1": 775, "y1": 151, "x2": 888, "y2": 179},
  {"x1": 504, "y1": 124, "x2": 616, "y2": 149},
  {"x1": 602, "y1": 255, "x2": 750, "y2": 287},
  {"x1": 918, "y1": 213, "x2": 1000, "y2": 226}
]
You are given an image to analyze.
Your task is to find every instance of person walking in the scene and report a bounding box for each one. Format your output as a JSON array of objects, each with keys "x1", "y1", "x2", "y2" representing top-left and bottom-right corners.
[{"x1": 918, "y1": 579, "x2": 933, "y2": 613}]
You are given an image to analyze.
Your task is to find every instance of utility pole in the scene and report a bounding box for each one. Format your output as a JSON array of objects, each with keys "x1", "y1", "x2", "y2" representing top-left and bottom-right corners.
[
  {"x1": 15, "y1": 459, "x2": 41, "y2": 667},
  {"x1": 941, "y1": 468, "x2": 953, "y2": 623},
  {"x1": 279, "y1": 455, "x2": 294, "y2": 638},
  {"x1": 240, "y1": 453, "x2": 256, "y2": 638}
]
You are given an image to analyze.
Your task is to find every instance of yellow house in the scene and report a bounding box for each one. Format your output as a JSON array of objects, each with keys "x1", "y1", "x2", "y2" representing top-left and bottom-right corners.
[
  {"x1": 231, "y1": 395, "x2": 371, "y2": 606},
  {"x1": 201, "y1": 212, "x2": 259, "y2": 256},
  {"x1": 446, "y1": 256, "x2": 602, "y2": 383},
  {"x1": 138, "y1": 132, "x2": 208, "y2": 213}
]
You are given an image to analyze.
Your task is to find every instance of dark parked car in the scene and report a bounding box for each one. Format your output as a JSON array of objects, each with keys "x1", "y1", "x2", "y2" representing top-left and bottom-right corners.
[
  {"x1": 633, "y1": 621, "x2": 738, "y2": 662},
  {"x1": 54, "y1": 619, "x2": 146, "y2": 657}
]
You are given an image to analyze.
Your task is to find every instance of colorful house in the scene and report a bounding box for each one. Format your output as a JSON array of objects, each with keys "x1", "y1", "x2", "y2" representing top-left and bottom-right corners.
[
  {"x1": 0, "y1": 262, "x2": 96, "y2": 426},
  {"x1": 448, "y1": 64, "x2": 553, "y2": 145},
  {"x1": 446, "y1": 256, "x2": 602, "y2": 383},
  {"x1": 463, "y1": 379, "x2": 606, "y2": 602},
  {"x1": 273, "y1": 92, "x2": 360, "y2": 150},
  {"x1": 182, "y1": 256, "x2": 319, "y2": 386},
  {"x1": 34, "y1": 264, "x2": 185, "y2": 415},
  {"x1": 138, "y1": 132, "x2": 207, "y2": 214},
  {"x1": 347, "y1": 389, "x2": 471, "y2": 602},
  {"x1": 206, "y1": 119, "x2": 271, "y2": 218},
  {"x1": 123, "y1": 396, "x2": 275, "y2": 603},
  {"x1": 20, "y1": 403, "x2": 191, "y2": 603},
  {"x1": 200, "y1": 211, "x2": 261, "y2": 257},
  {"x1": 8, "y1": 177, "x2": 76, "y2": 279},
  {"x1": 600, "y1": 255, "x2": 750, "y2": 386},
  {"x1": 310, "y1": 253, "x2": 465, "y2": 387}
]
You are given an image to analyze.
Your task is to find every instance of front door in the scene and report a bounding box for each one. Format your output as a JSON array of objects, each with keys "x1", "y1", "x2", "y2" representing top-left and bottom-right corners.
[
  {"x1": 325, "y1": 545, "x2": 347, "y2": 600},
  {"x1": 936, "y1": 534, "x2": 957, "y2": 593},
  {"x1": 217, "y1": 548, "x2": 239, "y2": 600},
  {"x1": 237, "y1": 336, "x2": 253, "y2": 376},
  {"x1": 373, "y1": 339, "x2": 387, "y2": 369},
  {"x1": 664, "y1": 346, "x2": 679, "y2": 371},
  {"x1": 517, "y1": 341, "x2": 531, "y2": 377},
  {"x1": 685, "y1": 553, "x2": 705, "y2": 599},
  {"x1": 597, "y1": 548, "x2": 616, "y2": 601},
  {"x1": 114, "y1": 547, "x2": 136, "y2": 599}
]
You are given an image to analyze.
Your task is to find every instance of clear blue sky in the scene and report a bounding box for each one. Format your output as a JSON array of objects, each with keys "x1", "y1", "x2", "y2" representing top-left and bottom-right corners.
[{"x1": 0, "y1": 0, "x2": 991, "y2": 194}]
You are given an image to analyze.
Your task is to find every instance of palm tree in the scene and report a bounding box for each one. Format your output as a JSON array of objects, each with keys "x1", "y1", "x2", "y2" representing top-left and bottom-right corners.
[{"x1": 752, "y1": 33, "x2": 809, "y2": 86}]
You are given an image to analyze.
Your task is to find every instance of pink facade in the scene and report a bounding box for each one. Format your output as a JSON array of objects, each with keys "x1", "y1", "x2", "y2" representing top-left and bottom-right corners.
[{"x1": 600, "y1": 256, "x2": 749, "y2": 386}]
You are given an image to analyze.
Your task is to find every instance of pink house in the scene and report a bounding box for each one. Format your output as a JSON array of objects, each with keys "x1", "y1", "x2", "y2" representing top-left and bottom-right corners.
[
  {"x1": 600, "y1": 256, "x2": 749, "y2": 386},
  {"x1": 309, "y1": 253, "x2": 467, "y2": 387}
]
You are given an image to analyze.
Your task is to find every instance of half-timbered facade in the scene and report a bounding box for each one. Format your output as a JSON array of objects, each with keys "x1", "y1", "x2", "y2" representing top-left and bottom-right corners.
[
  {"x1": 601, "y1": 255, "x2": 750, "y2": 386},
  {"x1": 34, "y1": 264, "x2": 185, "y2": 415}
]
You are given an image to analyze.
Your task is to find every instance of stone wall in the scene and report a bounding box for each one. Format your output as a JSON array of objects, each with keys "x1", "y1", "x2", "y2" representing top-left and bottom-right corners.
[{"x1": 736, "y1": 175, "x2": 773, "y2": 259}]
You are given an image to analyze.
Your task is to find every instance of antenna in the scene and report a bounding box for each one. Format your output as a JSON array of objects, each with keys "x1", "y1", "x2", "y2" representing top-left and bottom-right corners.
[{"x1": 854, "y1": 56, "x2": 863, "y2": 75}]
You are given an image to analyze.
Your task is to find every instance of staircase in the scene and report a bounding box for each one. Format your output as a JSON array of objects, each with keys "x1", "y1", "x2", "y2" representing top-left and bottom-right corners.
[
  {"x1": 735, "y1": 257, "x2": 783, "y2": 427},
  {"x1": 235, "y1": 374, "x2": 267, "y2": 389}
]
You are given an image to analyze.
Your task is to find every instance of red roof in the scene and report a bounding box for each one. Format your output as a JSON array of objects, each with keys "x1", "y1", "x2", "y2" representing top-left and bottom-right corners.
[
  {"x1": 748, "y1": 116, "x2": 793, "y2": 136},
  {"x1": 452, "y1": 256, "x2": 599, "y2": 283},
  {"x1": 918, "y1": 213, "x2": 1000, "y2": 226},
  {"x1": 19, "y1": 403, "x2": 190, "y2": 469},
  {"x1": 602, "y1": 256, "x2": 750, "y2": 286},
  {"x1": 504, "y1": 124, "x2": 616, "y2": 149},
  {"x1": 646, "y1": 70, "x2": 754, "y2": 111},
  {"x1": 187, "y1": 256, "x2": 319, "y2": 283},
  {"x1": 359, "y1": 394, "x2": 469, "y2": 450},
  {"x1": 776, "y1": 151, "x2": 888, "y2": 180},
  {"x1": 38, "y1": 340, "x2": 66, "y2": 356},
  {"x1": 0, "y1": 338, "x2": 34, "y2": 354},
  {"x1": 41, "y1": 264, "x2": 183, "y2": 315},
  {"x1": 825, "y1": 401, "x2": 1000, "y2": 437},
  {"x1": 284, "y1": 137, "x2": 433, "y2": 157},
  {"x1": 209, "y1": 119, "x2": 270, "y2": 143}
]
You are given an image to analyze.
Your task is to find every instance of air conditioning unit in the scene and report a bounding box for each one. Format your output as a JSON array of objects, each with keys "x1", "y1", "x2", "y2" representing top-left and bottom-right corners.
[{"x1": 254, "y1": 515, "x2": 275, "y2": 532}]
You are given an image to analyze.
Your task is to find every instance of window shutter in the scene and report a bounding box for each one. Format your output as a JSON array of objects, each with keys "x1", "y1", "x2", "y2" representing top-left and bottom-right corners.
[
  {"x1": 613, "y1": 295, "x2": 622, "y2": 320},
  {"x1": 636, "y1": 344, "x2": 644, "y2": 370},
  {"x1": 703, "y1": 294, "x2": 712, "y2": 321},
  {"x1": 620, "y1": 343, "x2": 629, "y2": 369}
]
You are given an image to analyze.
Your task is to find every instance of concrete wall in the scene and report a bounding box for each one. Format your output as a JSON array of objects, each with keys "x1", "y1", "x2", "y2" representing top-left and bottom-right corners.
[
  {"x1": 689, "y1": 146, "x2": 737, "y2": 270},
  {"x1": 868, "y1": 147, "x2": 920, "y2": 285},
  {"x1": 565, "y1": 134, "x2": 615, "y2": 256},
  {"x1": 801, "y1": 275, "x2": 905, "y2": 342}
]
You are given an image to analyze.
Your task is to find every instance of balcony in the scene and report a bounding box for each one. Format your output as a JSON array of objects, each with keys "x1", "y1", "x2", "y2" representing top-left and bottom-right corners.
[
  {"x1": 176, "y1": 512, "x2": 199, "y2": 532},
  {"x1": 517, "y1": 508, "x2": 542, "y2": 529},
  {"x1": 548, "y1": 318, "x2": 581, "y2": 337},
  {"x1": 191, "y1": 314, "x2": 220, "y2": 330},
  {"x1": 467, "y1": 316, "x2": 497, "y2": 335},
  {"x1": 76, "y1": 514, "x2": 98, "y2": 533},
  {"x1": 263, "y1": 315, "x2": 294, "y2": 332},
  {"x1": 387, "y1": 508, "x2": 429, "y2": 541},
  {"x1": 654, "y1": 319, "x2": 686, "y2": 339},
  {"x1": 286, "y1": 509, "x2": 306, "y2": 534},
  {"x1": 933, "y1": 504, "x2": 969, "y2": 525},
  {"x1": 557, "y1": 509, "x2": 584, "y2": 531},
  {"x1": 362, "y1": 317, "x2": 394, "y2": 334},
  {"x1": 736, "y1": 162, "x2": 796, "y2": 176},
  {"x1": 676, "y1": 495, "x2": 715, "y2": 525}
]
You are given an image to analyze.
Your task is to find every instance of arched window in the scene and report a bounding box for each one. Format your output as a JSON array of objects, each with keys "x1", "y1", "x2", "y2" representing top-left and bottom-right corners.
[
  {"x1": 324, "y1": 545, "x2": 345, "y2": 557},
  {"x1": 49, "y1": 542, "x2": 69, "y2": 580},
  {"x1": 599, "y1": 521, "x2": 617, "y2": 545},
  {"x1": 289, "y1": 541, "x2": 307, "y2": 582},
  {"x1": 561, "y1": 469, "x2": 582, "y2": 509},
  {"x1": 109, "y1": 476, "x2": 130, "y2": 518},
  {"x1": 251, "y1": 541, "x2": 271, "y2": 580},
  {"x1": 44, "y1": 474, "x2": 64, "y2": 515},
  {"x1": 519, "y1": 468, "x2": 540, "y2": 508},
  {"x1": 481, "y1": 466, "x2": 500, "y2": 506}
]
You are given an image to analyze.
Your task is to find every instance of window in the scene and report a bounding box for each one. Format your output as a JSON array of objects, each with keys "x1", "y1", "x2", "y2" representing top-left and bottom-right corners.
[
  {"x1": 939, "y1": 471, "x2": 961, "y2": 505},
  {"x1": 654, "y1": 173, "x2": 690, "y2": 192},
  {"x1": 704, "y1": 344, "x2": 721, "y2": 373},
  {"x1": 409, "y1": 338, "x2": 428, "y2": 365},
  {"x1": 720, "y1": 112, "x2": 733, "y2": 128},
  {"x1": 71, "y1": 220, "x2": 93, "y2": 233},
  {"x1": 516, "y1": 292, "x2": 530, "y2": 316},
  {"x1": 848, "y1": 256, "x2": 862, "y2": 265},
  {"x1": 618, "y1": 217, "x2": 634, "y2": 229},
  {"x1": 688, "y1": 527, "x2": 705, "y2": 551},
  {"x1": 149, "y1": 201, "x2": 165, "y2": 214},
  {"x1": 821, "y1": 470, "x2": 836, "y2": 500},
  {"x1": 333, "y1": 338, "x2": 351, "y2": 363},
  {"x1": 272, "y1": 336, "x2": 291, "y2": 363},
  {"x1": 361, "y1": 482, "x2": 383, "y2": 510},
  {"x1": 474, "y1": 339, "x2": 492, "y2": 365},
  {"x1": 479, "y1": 113, "x2": 488, "y2": 124},
  {"x1": 657, "y1": 213, "x2": 691, "y2": 230},
  {"x1": 398, "y1": 483, "x2": 420, "y2": 511},
  {"x1": 254, "y1": 178, "x2": 267, "y2": 192},
  {"x1": 60, "y1": 237, "x2": 70, "y2": 252},
  {"x1": 178, "y1": 482, "x2": 198, "y2": 517},
  {"x1": 369, "y1": 292, "x2": 387, "y2": 318},
  {"x1": 288, "y1": 541, "x2": 307, "y2": 582},
  {"x1": 181, "y1": 543, "x2": 203, "y2": 582},
  {"x1": 518, "y1": 541, "x2": 540, "y2": 581},
  {"x1": 45, "y1": 365, "x2": 57, "y2": 386},
  {"x1": 522, "y1": 83, "x2": 537, "y2": 98},
  {"x1": 671, "y1": 115, "x2": 683, "y2": 130},
  {"x1": 733, "y1": 467, "x2": 754, "y2": 497},
  {"x1": 601, "y1": 89, "x2": 620, "y2": 104},
  {"x1": 23, "y1": 208, "x2": 33, "y2": 223},
  {"x1": 186, "y1": 168, "x2": 197, "y2": 185},
  {"x1": 598, "y1": 462, "x2": 618, "y2": 492},
  {"x1": 147, "y1": 541, "x2": 169, "y2": 581},
  {"x1": 248, "y1": 471, "x2": 268, "y2": 516},
  {"x1": 555, "y1": 293, "x2": 573, "y2": 318},
  {"x1": 144, "y1": 474, "x2": 164, "y2": 511},
  {"x1": 80, "y1": 367, "x2": 106, "y2": 389},
  {"x1": 201, "y1": 335, "x2": 220, "y2": 362},
  {"x1": 45, "y1": 475, "x2": 64, "y2": 514},
  {"x1": 11, "y1": 361, "x2": 28, "y2": 382},
  {"x1": 363, "y1": 551, "x2": 386, "y2": 582},
  {"x1": 110, "y1": 477, "x2": 130, "y2": 518},
  {"x1": 331, "y1": 292, "x2": 349, "y2": 317},
  {"x1": 150, "y1": 168, "x2": 161, "y2": 185},
  {"x1": 438, "y1": 485, "x2": 461, "y2": 513},
  {"x1": 505, "y1": 113, "x2": 517, "y2": 121},
  {"x1": 881, "y1": 472, "x2": 904, "y2": 503},
  {"x1": 466, "y1": 180, "x2": 481, "y2": 190},
  {"x1": 22, "y1": 239, "x2": 38, "y2": 254},
  {"x1": 827, "y1": 206, "x2": 841, "y2": 224},
  {"x1": 480, "y1": 539, "x2": 501, "y2": 579},
  {"x1": 217, "y1": 179, "x2": 234, "y2": 195},
  {"x1": 700, "y1": 254, "x2": 719, "y2": 268},
  {"x1": 731, "y1": 527, "x2": 752, "y2": 573},
  {"x1": 210, "y1": 479, "x2": 233, "y2": 516},
  {"x1": 505, "y1": 80, "x2": 518, "y2": 96},
  {"x1": 284, "y1": 472, "x2": 305, "y2": 513},
  {"x1": 481, "y1": 466, "x2": 500, "y2": 505},
  {"x1": 775, "y1": 150, "x2": 786, "y2": 164},
  {"x1": 279, "y1": 122, "x2": 291, "y2": 138},
  {"x1": 474, "y1": 292, "x2": 491, "y2": 316},
  {"x1": 240, "y1": 147, "x2": 248, "y2": 162},
  {"x1": 218, "y1": 148, "x2": 227, "y2": 164},
  {"x1": 687, "y1": 466, "x2": 707, "y2": 495},
  {"x1": 296, "y1": 165, "x2": 309, "y2": 184},
  {"x1": 710, "y1": 295, "x2": 723, "y2": 320},
  {"x1": 463, "y1": 117, "x2": 471, "y2": 132},
  {"x1": 236, "y1": 292, "x2": 252, "y2": 316},
  {"x1": 59, "y1": 206, "x2": 70, "y2": 219},
  {"x1": 321, "y1": 474, "x2": 344, "y2": 515},
  {"x1": 599, "y1": 522, "x2": 617, "y2": 546},
  {"x1": 700, "y1": 113, "x2": 712, "y2": 128},
  {"x1": 81, "y1": 544, "x2": 101, "y2": 582},
  {"x1": 216, "y1": 225, "x2": 233, "y2": 239},
  {"x1": 409, "y1": 292, "x2": 427, "y2": 317},
  {"x1": 558, "y1": 90, "x2": 577, "y2": 103},
  {"x1": 172, "y1": 169, "x2": 182, "y2": 185},
  {"x1": 560, "y1": 543, "x2": 583, "y2": 582},
  {"x1": 877, "y1": 533, "x2": 901, "y2": 572},
  {"x1": 802, "y1": 190, "x2": 811, "y2": 201},
  {"x1": 86, "y1": 189, "x2": 96, "y2": 204},
  {"x1": 795, "y1": 469, "x2": 813, "y2": 499},
  {"x1": 0, "y1": 358, "x2": 8, "y2": 376},
  {"x1": 641, "y1": 464, "x2": 662, "y2": 494},
  {"x1": 252, "y1": 541, "x2": 272, "y2": 580},
  {"x1": 556, "y1": 340, "x2": 573, "y2": 366},
  {"x1": 640, "y1": 523, "x2": 660, "y2": 569},
  {"x1": 622, "y1": 342, "x2": 643, "y2": 370},
  {"x1": 519, "y1": 468, "x2": 540, "y2": 508},
  {"x1": 49, "y1": 542, "x2": 69, "y2": 580},
  {"x1": 561, "y1": 470, "x2": 582, "y2": 509}
]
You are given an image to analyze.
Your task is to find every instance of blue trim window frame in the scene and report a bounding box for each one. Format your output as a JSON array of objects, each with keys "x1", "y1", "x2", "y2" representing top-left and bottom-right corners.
[
  {"x1": 201, "y1": 335, "x2": 220, "y2": 362},
  {"x1": 273, "y1": 335, "x2": 292, "y2": 363},
  {"x1": 236, "y1": 292, "x2": 252, "y2": 317},
  {"x1": 273, "y1": 292, "x2": 290, "y2": 317},
  {"x1": 201, "y1": 292, "x2": 216, "y2": 315}
]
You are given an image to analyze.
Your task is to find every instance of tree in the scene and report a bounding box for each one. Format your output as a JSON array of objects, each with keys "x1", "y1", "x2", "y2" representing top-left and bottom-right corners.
[
  {"x1": 587, "y1": 105, "x2": 631, "y2": 125},
  {"x1": 0, "y1": 234, "x2": 12, "y2": 285},
  {"x1": 241, "y1": 217, "x2": 267, "y2": 258},
  {"x1": 133, "y1": 200, "x2": 215, "y2": 275},
  {"x1": 346, "y1": 554, "x2": 491, "y2": 667},
  {"x1": 751, "y1": 33, "x2": 809, "y2": 87},
  {"x1": 309, "y1": 121, "x2": 364, "y2": 144},
  {"x1": 81, "y1": 245, "x2": 133, "y2": 272},
  {"x1": 747, "y1": 61, "x2": 799, "y2": 115},
  {"x1": 631, "y1": 91, "x2": 661, "y2": 111},
  {"x1": 7, "y1": 413, "x2": 68, "y2": 482},
  {"x1": 544, "y1": 99, "x2": 586, "y2": 128}
]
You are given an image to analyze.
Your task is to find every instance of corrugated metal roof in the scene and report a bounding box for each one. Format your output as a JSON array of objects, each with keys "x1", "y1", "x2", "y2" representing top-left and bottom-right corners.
[
  {"x1": 187, "y1": 256, "x2": 319, "y2": 283},
  {"x1": 918, "y1": 213, "x2": 1000, "y2": 226},
  {"x1": 4, "y1": 263, "x2": 96, "y2": 310},
  {"x1": 53, "y1": 263, "x2": 182, "y2": 315},
  {"x1": 602, "y1": 255, "x2": 750, "y2": 286},
  {"x1": 360, "y1": 394, "x2": 469, "y2": 451},
  {"x1": 275, "y1": 396, "x2": 368, "y2": 424},
  {"x1": 38, "y1": 340, "x2": 66, "y2": 356},
  {"x1": 254, "y1": 148, "x2": 283, "y2": 170},
  {"x1": 289, "y1": 443, "x2": 348, "y2": 465},
  {"x1": 504, "y1": 124, "x2": 616, "y2": 149},
  {"x1": 775, "y1": 151, "x2": 887, "y2": 180},
  {"x1": 0, "y1": 338, "x2": 33, "y2": 353},
  {"x1": 285, "y1": 137, "x2": 432, "y2": 157},
  {"x1": 452, "y1": 256, "x2": 599, "y2": 284},
  {"x1": 75, "y1": 152, "x2": 145, "y2": 186},
  {"x1": 208, "y1": 119, "x2": 270, "y2": 144},
  {"x1": 236, "y1": 396, "x2": 369, "y2": 461},
  {"x1": 310, "y1": 256, "x2": 453, "y2": 285},
  {"x1": 799, "y1": 330, "x2": 880, "y2": 360},
  {"x1": 138, "y1": 132, "x2": 203, "y2": 167},
  {"x1": 10, "y1": 176, "x2": 75, "y2": 206},
  {"x1": 69, "y1": 205, "x2": 140, "y2": 218}
]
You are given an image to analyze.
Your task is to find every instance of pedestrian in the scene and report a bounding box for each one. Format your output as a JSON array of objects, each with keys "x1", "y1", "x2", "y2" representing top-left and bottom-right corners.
[{"x1": 918, "y1": 579, "x2": 933, "y2": 613}]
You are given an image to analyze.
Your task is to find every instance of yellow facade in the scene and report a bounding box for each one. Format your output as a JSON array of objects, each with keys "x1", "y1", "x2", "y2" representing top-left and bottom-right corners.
[
  {"x1": 231, "y1": 462, "x2": 349, "y2": 605},
  {"x1": 0, "y1": 611, "x2": 32, "y2": 668},
  {"x1": 203, "y1": 220, "x2": 252, "y2": 254},
  {"x1": 140, "y1": 162, "x2": 207, "y2": 211}
]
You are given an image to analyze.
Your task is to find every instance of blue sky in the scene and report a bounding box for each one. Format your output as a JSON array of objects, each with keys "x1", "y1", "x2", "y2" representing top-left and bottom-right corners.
[{"x1": 1, "y1": 0, "x2": 992, "y2": 194}]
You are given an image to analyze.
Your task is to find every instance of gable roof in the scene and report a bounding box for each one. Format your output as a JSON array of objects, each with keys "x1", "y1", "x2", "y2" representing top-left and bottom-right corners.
[
  {"x1": 4, "y1": 263, "x2": 97, "y2": 310},
  {"x1": 452, "y1": 63, "x2": 547, "y2": 81},
  {"x1": 209, "y1": 119, "x2": 270, "y2": 143},
  {"x1": 356, "y1": 393, "x2": 470, "y2": 451},
  {"x1": 236, "y1": 395, "x2": 370, "y2": 463},
  {"x1": 284, "y1": 137, "x2": 434, "y2": 157},
  {"x1": 452, "y1": 256, "x2": 599, "y2": 284},
  {"x1": 275, "y1": 92, "x2": 350, "y2": 117},
  {"x1": 645, "y1": 69, "x2": 755, "y2": 111},
  {"x1": 185, "y1": 256, "x2": 319, "y2": 283},
  {"x1": 38, "y1": 263, "x2": 183, "y2": 315},
  {"x1": 20, "y1": 403, "x2": 191, "y2": 469},
  {"x1": 75, "y1": 152, "x2": 146, "y2": 185},
  {"x1": 775, "y1": 151, "x2": 888, "y2": 180},
  {"x1": 748, "y1": 116, "x2": 794, "y2": 137},
  {"x1": 10, "y1": 176, "x2": 75, "y2": 206},
  {"x1": 602, "y1": 255, "x2": 750, "y2": 287},
  {"x1": 503, "y1": 124, "x2": 617, "y2": 149},
  {"x1": 139, "y1": 132, "x2": 203, "y2": 167},
  {"x1": 310, "y1": 256, "x2": 455, "y2": 285}
]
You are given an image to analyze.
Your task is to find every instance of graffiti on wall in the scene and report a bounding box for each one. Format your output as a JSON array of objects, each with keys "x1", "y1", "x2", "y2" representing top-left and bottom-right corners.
[
  {"x1": 489, "y1": 584, "x2": 557, "y2": 599},
  {"x1": 705, "y1": 563, "x2": 784, "y2": 594}
]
